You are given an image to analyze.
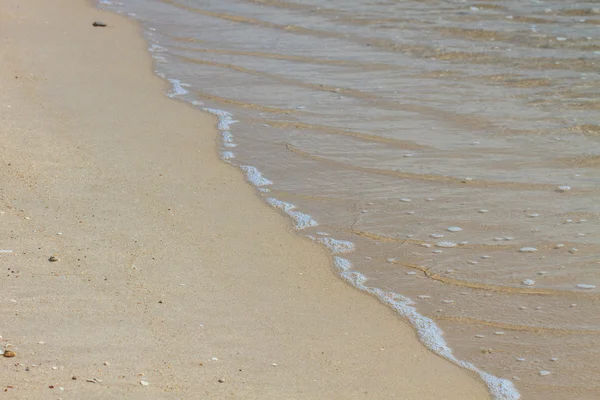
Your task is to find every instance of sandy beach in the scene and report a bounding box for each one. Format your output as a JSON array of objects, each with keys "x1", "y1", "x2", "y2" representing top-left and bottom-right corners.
[{"x1": 0, "y1": 0, "x2": 491, "y2": 398}]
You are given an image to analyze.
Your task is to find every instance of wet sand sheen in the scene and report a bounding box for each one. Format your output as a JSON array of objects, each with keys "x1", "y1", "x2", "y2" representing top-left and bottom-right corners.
[{"x1": 101, "y1": 0, "x2": 600, "y2": 398}]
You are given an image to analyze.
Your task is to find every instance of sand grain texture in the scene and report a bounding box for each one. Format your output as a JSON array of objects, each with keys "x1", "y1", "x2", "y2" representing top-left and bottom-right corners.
[{"x1": 0, "y1": 0, "x2": 490, "y2": 398}]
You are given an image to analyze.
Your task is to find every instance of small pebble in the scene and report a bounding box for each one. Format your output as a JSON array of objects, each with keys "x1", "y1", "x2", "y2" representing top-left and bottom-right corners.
[
  {"x1": 555, "y1": 244, "x2": 564, "y2": 249},
  {"x1": 447, "y1": 226, "x2": 462, "y2": 232},
  {"x1": 475, "y1": 334, "x2": 484, "y2": 338},
  {"x1": 557, "y1": 185, "x2": 571, "y2": 192},
  {"x1": 400, "y1": 198, "x2": 412, "y2": 202},
  {"x1": 92, "y1": 21, "x2": 107, "y2": 27},
  {"x1": 550, "y1": 357, "x2": 558, "y2": 362},
  {"x1": 481, "y1": 255, "x2": 490, "y2": 259},
  {"x1": 569, "y1": 248, "x2": 578, "y2": 254},
  {"x1": 467, "y1": 260, "x2": 478, "y2": 265},
  {"x1": 537, "y1": 271, "x2": 547, "y2": 275},
  {"x1": 218, "y1": 378, "x2": 225, "y2": 383},
  {"x1": 421, "y1": 243, "x2": 432, "y2": 248},
  {"x1": 140, "y1": 380, "x2": 149, "y2": 386},
  {"x1": 478, "y1": 209, "x2": 489, "y2": 213},
  {"x1": 49, "y1": 255, "x2": 59, "y2": 262},
  {"x1": 430, "y1": 234, "x2": 444, "y2": 238},
  {"x1": 3, "y1": 350, "x2": 16, "y2": 358}
]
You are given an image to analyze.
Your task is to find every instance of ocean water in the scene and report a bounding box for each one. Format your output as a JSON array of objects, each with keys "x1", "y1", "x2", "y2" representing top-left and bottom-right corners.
[{"x1": 98, "y1": 1, "x2": 600, "y2": 398}]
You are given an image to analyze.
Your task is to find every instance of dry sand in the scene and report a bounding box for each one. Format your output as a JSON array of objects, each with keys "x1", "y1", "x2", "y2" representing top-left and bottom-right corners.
[{"x1": 0, "y1": 0, "x2": 490, "y2": 398}]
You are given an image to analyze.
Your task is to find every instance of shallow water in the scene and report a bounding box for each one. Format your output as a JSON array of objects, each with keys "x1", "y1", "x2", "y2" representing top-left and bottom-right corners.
[{"x1": 100, "y1": 1, "x2": 600, "y2": 398}]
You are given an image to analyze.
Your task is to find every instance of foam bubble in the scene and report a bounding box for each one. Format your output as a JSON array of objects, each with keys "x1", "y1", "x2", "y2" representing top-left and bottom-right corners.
[
  {"x1": 266, "y1": 198, "x2": 318, "y2": 230},
  {"x1": 167, "y1": 78, "x2": 188, "y2": 97},
  {"x1": 436, "y1": 241, "x2": 457, "y2": 248},
  {"x1": 220, "y1": 151, "x2": 235, "y2": 160},
  {"x1": 576, "y1": 284, "x2": 596, "y2": 289},
  {"x1": 203, "y1": 108, "x2": 238, "y2": 131},
  {"x1": 240, "y1": 166, "x2": 272, "y2": 187},
  {"x1": 317, "y1": 237, "x2": 355, "y2": 254},
  {"x1": 522, "y1": 279, "x2": 535, "y2": 286},
  {"x1": 519, "y1": 247, "x2": 537, "y2": 252},
  {"x1": 447, "y1": 226, "x2": 462, "y2": 232}
]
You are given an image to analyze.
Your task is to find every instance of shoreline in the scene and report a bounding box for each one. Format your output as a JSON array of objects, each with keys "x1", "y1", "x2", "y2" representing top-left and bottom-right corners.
[{"x1": 1, "y1": 0, "x2": 491, "y2": 398}]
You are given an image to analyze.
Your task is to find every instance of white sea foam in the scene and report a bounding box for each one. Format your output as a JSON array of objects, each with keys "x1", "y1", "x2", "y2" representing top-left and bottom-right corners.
[
  {"x1": 221, "y1": 151, "x2": 235, "y2": 160},
  {"x1": 167, "y1": 79, "x2": 188, "y2": 97},
  {"x1": 519, "y1": 247, "x2": 537, "y2": 252},
  {"x1": 203, "y1": 108, "x2": 238, "y2": 131},
  {"x1": 317, "y1": 237, "x2": 355, "y2": 253},
  {"x1": 221, "y1": 131, "x2": 236, "y2": 147},
  {"x1": 576, "y1": 284, "x2": 596, "y2": 289},
  {"x1": 332, "y1": 256, "x2": 520, "y2": 400},
  {"x1": 148, "y1": 43, "x2": 166, "y2": 53},
  {"x1": 266, "y1": 198, "x2": 318, "y2": 230},
  {"x1": 436, "y1": 241, "x2": 458, "y2": 248},
  {"x1": 240, "y1": 166, "x2": 273, "y2": 187}
]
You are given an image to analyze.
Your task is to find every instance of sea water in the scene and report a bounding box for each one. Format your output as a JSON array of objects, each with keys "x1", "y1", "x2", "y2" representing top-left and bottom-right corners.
[{"x1": 99, "y1": 1, "x2": 600, "y2": 398}]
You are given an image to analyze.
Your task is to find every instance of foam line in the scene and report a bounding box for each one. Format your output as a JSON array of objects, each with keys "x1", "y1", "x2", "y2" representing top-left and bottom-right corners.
[
  {"x1": 240, "y1": 166, "x2": 273, "y2": 187},
  {"x1": 167, "y1": 78, "x2": 188, "y2": 97},
  {"x1": 317, "y1": 237, "x2": 355, "y2": 253},
  {"x1": 266, "y1": 198, "x2": 318, "y2": 230},
  {"x1": 333, "y1": 256, "x2": 520, "y2": 400}
]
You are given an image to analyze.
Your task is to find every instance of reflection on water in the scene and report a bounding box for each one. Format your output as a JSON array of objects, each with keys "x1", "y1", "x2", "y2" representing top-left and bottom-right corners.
[{"x1": 102, "y1": 0, "x2": 600, "y2": 398}]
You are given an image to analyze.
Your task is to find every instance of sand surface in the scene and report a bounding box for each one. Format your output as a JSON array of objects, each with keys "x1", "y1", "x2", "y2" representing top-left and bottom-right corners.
[{"x1": 0, "y1": 0, "x2": 490, "y2": 398}]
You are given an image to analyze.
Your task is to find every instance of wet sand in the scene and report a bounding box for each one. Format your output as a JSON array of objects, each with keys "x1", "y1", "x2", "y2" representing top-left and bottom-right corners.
[{"x1": 0, "y1": 0, "x2": 490, "y2": 398}]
